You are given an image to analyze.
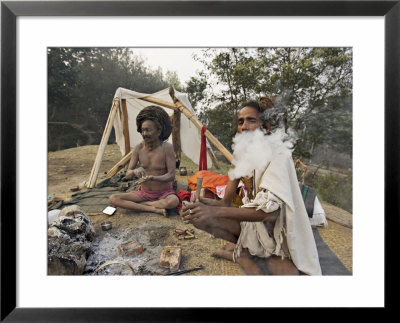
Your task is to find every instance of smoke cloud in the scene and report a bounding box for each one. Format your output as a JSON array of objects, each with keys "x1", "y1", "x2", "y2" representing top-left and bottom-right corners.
[{"x1": 228, "y1": 128, "x2": 297, "y2": 180}]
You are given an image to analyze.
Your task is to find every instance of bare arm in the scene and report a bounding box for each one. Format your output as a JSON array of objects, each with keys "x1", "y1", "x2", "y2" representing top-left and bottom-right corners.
[
  {"x1": 182, "y1": 201, "x2": 280, "y2": 223},
  {"x1": 149, "y1": 143, "x2": 176, "y2": 183},
  {"x1": 125, "y1": 145, "x2": 141, "y2": 179},
  {"x1": 214, "y1": 205, "x2": 280, "y2": 222}
]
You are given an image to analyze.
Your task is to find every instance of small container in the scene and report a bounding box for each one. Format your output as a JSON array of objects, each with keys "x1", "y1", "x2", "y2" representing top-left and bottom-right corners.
[
  {"x1": 101, "y1": 221, "x2": 112, "y2": 231},
  {"x1": 179, "y1": 167, "x2": 187, "y2": 176}
]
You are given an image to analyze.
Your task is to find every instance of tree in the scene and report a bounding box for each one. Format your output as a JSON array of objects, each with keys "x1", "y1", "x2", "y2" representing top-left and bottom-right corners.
[
  {"x1": 47, "y1": 48, "x2": 178, "y2": 151},
  {"x1": 185, "y1": 73, "x2": 208, "y2": 112},
  {"x1": 190, "y1": 47, "x2": 353, "y2": 159}
]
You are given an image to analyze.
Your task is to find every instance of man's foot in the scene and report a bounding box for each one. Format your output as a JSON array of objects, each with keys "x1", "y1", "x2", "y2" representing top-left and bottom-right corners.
[
  {"x1": 211, "y1": 242, "x2": 236, "y2": 261},
  {"x1": 265, "y1": 256, "x2": 299, "y2": 275},
  {"x1": 153, "y1": 207, "x2": 168, "y2": 217},
  {"x1": 213, "y1": 246, "x2": 265, "y2": 275}
]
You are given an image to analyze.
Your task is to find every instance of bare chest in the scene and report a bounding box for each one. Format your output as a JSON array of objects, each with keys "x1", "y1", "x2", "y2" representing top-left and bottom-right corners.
[{"x1": 138, "y1": 145, "x2": 167, "y2": 172}]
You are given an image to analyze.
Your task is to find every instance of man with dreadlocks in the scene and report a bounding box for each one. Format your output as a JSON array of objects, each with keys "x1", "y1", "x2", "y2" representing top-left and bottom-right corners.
[
  {"x1": 109, "y1": 105, "x2": 179, "y2": 217},
  {"x1": 182, "y1": 97, "x2": 321, "y2": 275}
]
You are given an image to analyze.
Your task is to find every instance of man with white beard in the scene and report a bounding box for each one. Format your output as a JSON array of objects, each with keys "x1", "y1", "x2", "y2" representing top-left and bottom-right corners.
[{"x1": 182, "y1": 97, "x2": 321, "y2": 275}]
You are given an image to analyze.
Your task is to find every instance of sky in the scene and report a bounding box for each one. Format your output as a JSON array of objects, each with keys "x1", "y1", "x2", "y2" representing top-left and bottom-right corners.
[{"x1": 130, "y1": 48, "x2": 206, "y2": 85}]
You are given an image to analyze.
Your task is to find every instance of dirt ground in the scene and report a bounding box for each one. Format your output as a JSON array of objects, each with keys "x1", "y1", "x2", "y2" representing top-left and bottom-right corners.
[{"x1": 48, "y1": 144, "x2": 352, "y2": 274}]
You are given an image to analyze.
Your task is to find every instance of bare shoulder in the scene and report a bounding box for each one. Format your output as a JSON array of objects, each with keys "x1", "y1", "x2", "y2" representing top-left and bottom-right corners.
[
  {"x1": 162, "y1": 141, "x2": 174, "y2": 153},
  {"x1": 163, "y1": 141, "x2": 173, "y2": 150},
  {"x1": 134, "y1": 142, "x2": 145, "y2": 152}
]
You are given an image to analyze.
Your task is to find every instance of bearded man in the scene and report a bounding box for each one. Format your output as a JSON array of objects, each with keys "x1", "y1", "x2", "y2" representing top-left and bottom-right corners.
[
  {"x1": 182, "y1": 97, "x2": 321, "y2": 275},
  {"x1": 109, "y1": 105, "x2": 179, "y2": 217}
]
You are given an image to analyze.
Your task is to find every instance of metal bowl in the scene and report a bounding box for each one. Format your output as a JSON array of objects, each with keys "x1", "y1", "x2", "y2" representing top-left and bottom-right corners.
[{"x1": 101, "y1": 221, "x2": 112, "y2": 231}]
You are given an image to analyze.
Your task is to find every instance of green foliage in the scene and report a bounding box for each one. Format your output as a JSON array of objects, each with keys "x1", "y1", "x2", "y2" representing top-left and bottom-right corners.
[
  {"x1": 306, "y1": 172, "x2": 352, "y2": 213},
  {"x1": 185, "y1": 73, "x2": 208, "y2": 111},
  {"x1": 189, "y1": 48, "x2": 353, "y2": 160}
]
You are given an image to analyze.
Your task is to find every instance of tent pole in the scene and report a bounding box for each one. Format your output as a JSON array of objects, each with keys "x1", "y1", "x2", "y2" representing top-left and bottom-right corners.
[
  {"x1": 207, "y1": 147, "x2": 220, "y2": 169},
  {"x1": 140, "y1": 96, "x2": 177, "y2": 110},
  {"x1": 121, "y1": 99, "x2": 131, "y2": 156},
  {"x1": 172, "y1": 109, "x2": 182, "y2": 164},
  {"x1": 87, "y1": 98, "x2": 119, "y2": 188},
  {"x1": 105, "y1": 151, "x2": 132, "y2": 178}
]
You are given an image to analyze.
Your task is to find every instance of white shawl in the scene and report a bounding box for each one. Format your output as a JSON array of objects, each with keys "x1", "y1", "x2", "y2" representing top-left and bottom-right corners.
[{"x1": 235, "y1": 148, "x2": 322, "y2": 276}]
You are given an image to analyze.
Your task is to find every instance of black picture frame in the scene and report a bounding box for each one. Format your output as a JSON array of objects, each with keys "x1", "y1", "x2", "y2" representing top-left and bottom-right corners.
[{"x1": 1, "y1": 0, "x2": 398, "y2": 321}]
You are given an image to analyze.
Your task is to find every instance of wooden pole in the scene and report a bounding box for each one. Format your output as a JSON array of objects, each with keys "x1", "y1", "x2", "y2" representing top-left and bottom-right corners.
[
  {"x1": 207, "y1": 147, "x2": 220, "y2": 169},
  {"x1": 105, "y1": 150, "x2": 132, "y2": 178},
  {"x1": 140, "y1": 96, "x2": 177, "y2": 111},
  {"x1": 172, "y1": 109, "x2": 182, "y2": 163},
  {"x1": 121, "y1": 99, "x2": 131, "y2": 156},
  {"x1": 87, "y1": 99, "x2": 119, "y2": 188}
]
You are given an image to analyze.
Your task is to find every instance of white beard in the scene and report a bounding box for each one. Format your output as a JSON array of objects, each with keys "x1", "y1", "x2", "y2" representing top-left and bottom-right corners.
[{"x1": 228, "y1": 128, "x2": 294, "y2": 180}]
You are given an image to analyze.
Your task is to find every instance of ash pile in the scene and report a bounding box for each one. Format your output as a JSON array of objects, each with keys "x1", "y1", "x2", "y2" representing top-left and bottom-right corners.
[
  {"x1": 48, "y1": 205, "x2": 181, "y2": 276},
  {"x1": 84, "y1": 224, "x2": 175, "y2": 276}
]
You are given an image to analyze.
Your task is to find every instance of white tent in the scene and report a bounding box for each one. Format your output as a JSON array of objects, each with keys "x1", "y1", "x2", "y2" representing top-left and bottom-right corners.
[{"x1": 88, "y1": 87, "x2": 233, "y2": 188}]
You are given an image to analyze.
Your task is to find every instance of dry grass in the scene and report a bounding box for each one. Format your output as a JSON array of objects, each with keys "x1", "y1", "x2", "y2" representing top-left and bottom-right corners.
[{"x1": 48, "y1": 144, "x2": 352, "y2": 275}]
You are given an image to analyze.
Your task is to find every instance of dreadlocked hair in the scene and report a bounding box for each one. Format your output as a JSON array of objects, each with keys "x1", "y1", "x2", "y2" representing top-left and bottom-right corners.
[{"x1": 136, "y1": 105, "x2": 172, "y2": 141}]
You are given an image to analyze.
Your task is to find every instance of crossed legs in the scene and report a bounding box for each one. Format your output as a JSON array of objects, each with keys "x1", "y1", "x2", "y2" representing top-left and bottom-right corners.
[{"x1": 109, "y1": 192, "x2": 179, "y2": 217}]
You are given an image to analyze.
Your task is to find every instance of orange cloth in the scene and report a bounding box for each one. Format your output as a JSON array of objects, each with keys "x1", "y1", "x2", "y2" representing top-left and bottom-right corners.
[{"x1": 188, "y1": 170, "x2": 229, "y2": 195}]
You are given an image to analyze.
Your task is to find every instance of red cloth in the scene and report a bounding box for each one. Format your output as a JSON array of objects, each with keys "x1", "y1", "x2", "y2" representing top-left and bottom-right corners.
[
  {"x1": 176, "y1": 190, "x2": 191, "y2": 212},
  {"x1": 199, "y1": 126, "x2": 208, "y2": 171},
  {"x1": 130, "y1": 185, "x2": 176, "y2": 201}
]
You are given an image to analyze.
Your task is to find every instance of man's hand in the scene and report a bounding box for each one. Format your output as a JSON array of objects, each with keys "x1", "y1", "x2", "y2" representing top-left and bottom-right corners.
[
  {"x1": 199, "y1": 197, "x2": 229, "y2": 207},
  {"x1": 181, "y1": 201, "x2": 218, "y2": 228},
  {"x1": 134, "y1": 167, "x2": 147, "y2": 178},
  {"x1": 141, "y1": 175, "x2": 153, "y2": 182},
  {"x1": 125, "y1": 169, "x2": 136, "y2": 180}
]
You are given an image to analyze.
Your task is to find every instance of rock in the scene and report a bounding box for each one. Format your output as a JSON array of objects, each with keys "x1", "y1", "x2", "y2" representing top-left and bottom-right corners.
[
  {"x1": 159, "y1": 246, "x2": 182, "y2": 272},
  {"x1": 48, "y1": 205, "x2": 96, "y2": 275},
  {"x1": 118, "y1": 240, "x2": 145, "y2": 256}
]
